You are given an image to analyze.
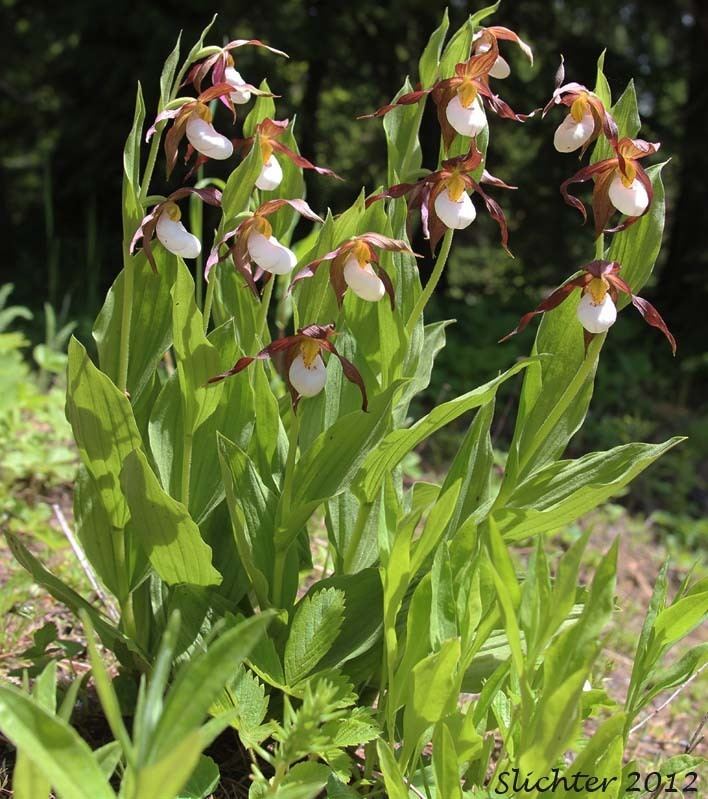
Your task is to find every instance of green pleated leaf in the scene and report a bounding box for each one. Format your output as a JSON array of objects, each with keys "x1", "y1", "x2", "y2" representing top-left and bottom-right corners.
[
  {"x1": 121, "y1": 449, "x2": 222, "y2": 587},
  {"x1": 357, "y1": 359, "x2": 533, "y2": 502},
  {"x1": 494, "y1": 438, "x2": 683, "y2": 541},
  {"x1": 0, "y1": 686, "x2": 115, "y2": 799}
]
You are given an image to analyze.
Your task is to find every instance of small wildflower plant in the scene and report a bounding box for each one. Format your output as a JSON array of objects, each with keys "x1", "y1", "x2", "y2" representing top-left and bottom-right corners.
[{"x1": 2, "y1": 6, "x2": 706, "y2": 798}]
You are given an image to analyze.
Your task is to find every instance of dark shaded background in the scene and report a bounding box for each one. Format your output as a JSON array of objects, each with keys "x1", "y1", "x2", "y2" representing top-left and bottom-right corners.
[{"x1": 2, "y1": 0, "x2": 707, "y2": 518}]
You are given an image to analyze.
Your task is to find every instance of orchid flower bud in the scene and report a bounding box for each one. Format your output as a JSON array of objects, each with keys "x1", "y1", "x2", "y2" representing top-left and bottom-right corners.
[
  {"x1": 255, "y1": 155, "x2": 283, "y2": 191},
  {"x1": 445, "y1": 93, "x2": 488, "y2": 138},
  {"x1": 288, "y1": 342, "x2": 327, "y2": 397},
  {"x1": 186, "y1": 114, "x2": 234, "y2": 160},
  {"x1": 223, "y1": 65, "x2": 252, "y2": 105},
  {"x1": 553, "y1": 111, "x2": 595, "y2": 153},
  {"x1": 577, "y1": 278, "x2": 617, "y2": 334},
  {"x1": 343, "y1": 256, "x2": 385, "y2": 302},
  {"x1": 155, "y1": 203, "x2": 201, "y2": 259},
  {"x1": 434, "y1": 186, "x2": 477, "y2": 230},
  {"x1": 474, "y1": 38, "x2": 511, "y2": 79},
  {"x1": 247, "y1": 231, "x2": 297, "y2": 274},
  {"x1": 608, "y1": 174, "x2": 649, "y2": 217}
]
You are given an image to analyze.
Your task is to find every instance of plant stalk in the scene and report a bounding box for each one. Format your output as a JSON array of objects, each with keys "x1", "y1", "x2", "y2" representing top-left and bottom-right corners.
[
  {"x1": 272, "y1": 408, "x2": 300, "y2": 609},
  {"x1": 405, "y1": 228, "x2": 453, "y2": 336}
]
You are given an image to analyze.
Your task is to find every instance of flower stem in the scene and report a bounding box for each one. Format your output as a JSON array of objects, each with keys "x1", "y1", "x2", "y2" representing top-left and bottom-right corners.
[
  {"x1": 272, "y1": 408, "x2": 300, "y2": 609},
  {"x1": 139, "y1": 134, "x2": 162, "y2": 204},
  {"x1": 256, "y1": 275, "x2": 275, "y2": 341},
  {"x1": 405, "y1": 228, "x2": 453, "y2": 337},
  {"x1": 180, "y1": 432, "x2": 193, "y2": 509},
  {"x1": 202, "y1": 273, "x2": 216, "y2": 335},
  {"x1": 117, "y1": 243, "x2": 134, "y2": 394}
]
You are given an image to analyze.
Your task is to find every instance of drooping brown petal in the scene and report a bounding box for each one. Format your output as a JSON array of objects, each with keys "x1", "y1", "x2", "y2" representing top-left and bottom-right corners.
[
  {"x1": 630, "y1": 296, "x2": 677, "y2": 354},
  {"x1": 425, "y1": 182, "x2": 449, "y2": 254},
  {"x1": 168, "y1": 186, "x2": 223, "y2": 206},
  {"x1": 197, "y1": 83, "x2": 238, "y2": 118},
  {"x1": 484, "y1": 26, "x2": 534, "y2": 63},
  {"x1": 164, "y1": 110, "x2": 192, "y2": 178},
  {"x1": 224, "y1": 39, "x2": 289, "y2": 58},
  {"x1": 269, "y1": 140, "x2": 343, "y2": 180},
  {"x1": 146, "y1": 106, "x2": 185, "y2": 142},
  {"x1": 560, "y1": 158, "x2": 617, "y2": 223},
  {"x1": 356, "y1": 233, "x2": 415, "y2": 255},
  {"x1": 480, "y1": 169, "x2": 517, "y2": 190},
  {"x1": 476, "y1": 82, "x2": 537, "y2": 122},
  {"x1": 185, "y1": 53, "x2": 222, "y2": 92},
  {"x1": 255, "y1": 198, "x2": 324, "y2": 224},
  {"x1": 130, "y1": 210, "x2": 160, "y2": 273},
  {"x1": 330, "y1": 255, "x2": 348, "y2": 307},
  {"x1": 460, "y1": 38, "x2": 500, "y2": 79},
  {"x1": 317, "y1": 339, "x2": 368, "y2": 411},
  {"x1": 358, "y1": 87, "x2": 433, "y2": 120},
  {"x1": 291, "y1": 248, "x2": 342, "y2": 285},
  {"x1": 207, "y1": 336, "x2": 300, "y2": 383},
  {"x1": 471, "y1": 181, "x2": 513, "y2": 255},
  {"x1": 590, "y1": 167, "x2": 617, "y2": 237},
  {"x1": 499, "y1": 275, "x2": 589, "y2": 341},
  {"x1": 365, "y1": 182, "x2": 420, "y2": 207},
  {"x1": 374, "y1": 264, "x2": 396, "y2": 310},
  {"x1": 431, "y1": 82, "x2": 462, "y2": 152}
]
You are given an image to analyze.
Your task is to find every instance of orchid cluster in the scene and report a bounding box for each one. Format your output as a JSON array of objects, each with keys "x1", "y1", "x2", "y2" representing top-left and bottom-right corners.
[{"x1": 503, "y1": 60, "x2": 674, "y2": 351}]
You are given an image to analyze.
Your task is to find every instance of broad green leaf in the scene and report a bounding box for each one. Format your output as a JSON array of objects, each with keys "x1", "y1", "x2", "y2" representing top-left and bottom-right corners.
[
  {"x1": 221, "y1": 137, "x2": 262, "y2": 221},
  {"x1": 121, "y1": 449, "x2": 222, "y2": 587},
  {"x1": 285, "y1": 588, "x2": 346, "y2": 685},
  {"x1": 433, "y1": 723, "x2": 462, "y2": 799},
  {"x1": 441, "y1": 399, "x2": 495, "y2": 536},
  {"x1": 430, "y1": 545, "x2": 457, "y2": 648},
  {"x1": 278, "y1": 384, "x2": 399, "y2": 548},
  {"x1": 652, "y1": 592, "x2": 708, "y2": 651},
  {"x1": 159, "y1": 34, "x2": 181, "y2": 109},
  {"x1": 392, "y1": 575, "x2": 432, "y2": 711},
  {"x1": 65, "y1": 338, "x2": 143, "y2": 576},
  {"x1": 495, "y1": 438, "x2": 683, "y2": 541},
  {"x1": 384, "y1": 77, "x2": 425, "y2": 184},
  {"x1": 376, "y1": 740, "x2": 409, "y2": 799},
  {"x1": 13, "y1": 664, "x2": 56, "y2": 799},
  {"x1": 122, "y1": 84, "x2": 146, "y2": 231},
  {"x1": 217, "y1": 433, "x2": 275, "y2": 607},
  {"x1": 0, "y1": 685, "x2": 115, "y2": 799},
  {"x1": 419, "y1": 10, "x2": 450, "y2": 85},
  {"x1": 94, "y1": 251, "x2": 178, "y2": 404},
  {"x1": 439, "y1": 15, "x2": 474, "y2": 78},
  {"x1": 150, "y1": 613, "x2": 272, "y2": 760},
  {"x1": 171, "y1": 262, "x2": 223, "y2": 435},
  {"x1": 592, "y1": 79, "x2": 640, "y2": 165},
  {"x1": 243, "y1": 79, "x2": 277, "y2": 138},
  {"x1": 358, "y1": 359, "x2": 532, "y2": 501},
  {"x1": 410, "y1": 480, "x2": 461, "y2": 575},
  {"x1": 309, "y1": 570, "x2": 383, "y2": 672},
  {"x1": 593, "y1": 50, "x2": 611, "y2": 109},
  {"x1": 134, "y1": 731, "x2": 202, "y2": 799},
  {"x1": 401, "y1": 638, "x2": 461, "y2": 767},
  {"x1": 176, "y1": 754, "x2": 220, "y2": 799}
]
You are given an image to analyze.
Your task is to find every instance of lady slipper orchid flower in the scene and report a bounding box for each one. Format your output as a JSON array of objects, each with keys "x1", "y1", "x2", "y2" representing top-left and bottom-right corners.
[
  {"x1": 234, "y1": 118, "x2": 342, "y2": 192},
  {"x1": 561, "y1": 136, "x2": 660, "y2": 236},
  {"x1": 367, "y1": 144, "x2": 514, "y2": 253},
  {"x1": 545, "y1": 62, "x2": 618, "y2": 155},
  {"x1": 208, "y1": 323, "x2": 367, "y2": 409},
  {"x1": 360, "y1": 30, "x2": 533, "y2": 151},
  {"x1": 206, "y1": 198, "x2": 323, "y2": 292},
  {"x1": 147, "y1": 85, "x2": 241, "y2": 177},
  {"x1": 130, "y1": 187, "x2": 222, "y2": 271},
  {"x1": 501, "y1": 259, "x2": 676, "y2": 354},
  {"x1": 472, "y1": 26, "x2": 533, "y2": 80},
  {"x1": 292, "y1": 233, "x2": 416, "y2": 307},
  {"x1": 185, "y1": 39, "x2": 288, "y2": 108}
]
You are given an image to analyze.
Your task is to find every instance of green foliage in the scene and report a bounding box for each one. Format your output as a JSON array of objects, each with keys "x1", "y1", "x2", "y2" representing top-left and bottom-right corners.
[{"x1": 2, "y1": 8, "x2": 706, "y2": 799}]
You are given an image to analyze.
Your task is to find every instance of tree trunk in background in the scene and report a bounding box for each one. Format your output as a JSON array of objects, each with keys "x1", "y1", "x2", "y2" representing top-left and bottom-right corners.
[{"x1": 656, "y1": 1, "x2": 708, "y2": 354}]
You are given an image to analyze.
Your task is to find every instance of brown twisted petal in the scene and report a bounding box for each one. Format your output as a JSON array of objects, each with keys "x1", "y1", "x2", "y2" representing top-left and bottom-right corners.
[
  {"x1": 317, "y1": 339, "x2": 368, "y2": 411},
  {"x1": 255, "y1": 198, "x2": 324, "y2": 224},
  {"x1": 500, "y1": 274, "x2": 590, "y2": 341},
  {"x1": 560, "y1": 158, "x2": 617, "y2": 223},
  {"x1": 358, "y1": 87, "x2": 433, "y2": 120},
  {"x1": 484, "y1": 26, "x2": 534, "y2": 63}
]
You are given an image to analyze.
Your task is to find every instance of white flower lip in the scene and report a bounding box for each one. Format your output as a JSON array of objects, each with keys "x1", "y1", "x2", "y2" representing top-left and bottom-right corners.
[
  {"x1": 608, "y1": 174, "x2": 649, "y2": 217},
  {"x1": 577, "y1": 292, "x2": 617, "y2": 334},
  {"x1": 224, "y1": 66, "x2": 252, "y2": 105},
  {"x1": 247, "y1": 232, "x2": 297, "y2": 274},
  {"x1": 289, "y1": 352, "x2": 327, "y2": 397},
  {"x1": 185, "y1": 115, "x2": 234, "y2": 160},
  {"x1": 343, "y1": 257, "x2": 386, "y2": 302},
  {"x1": 445, "y1": 94, "x2": 487, "y2": 138},
  {"x1": 255, "y1": 155, "x2": 283, "y2": 191},
  {"x1": 156, "y1": 211, "x2": 201, "y2": 259},
  {"x1": 434, "y1": 188, "x2": 477, "y2": 230},
  {"x1": 553, "y1": 111, "x2": 595, "y2": 153}
]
